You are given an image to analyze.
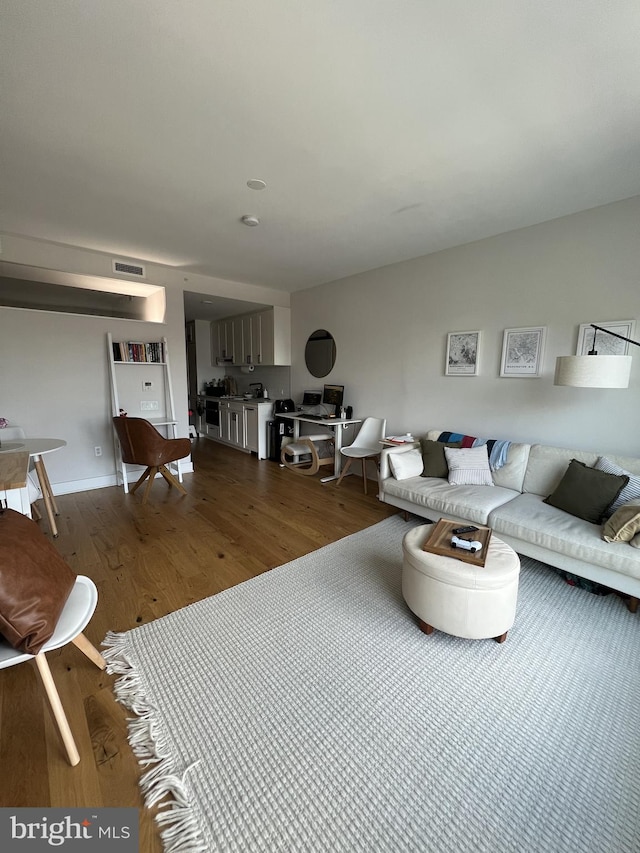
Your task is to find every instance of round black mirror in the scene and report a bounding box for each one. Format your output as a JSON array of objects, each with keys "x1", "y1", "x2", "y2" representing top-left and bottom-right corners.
[{"x1": 305, "y1": 329, "x2": 336, "y2": 378}]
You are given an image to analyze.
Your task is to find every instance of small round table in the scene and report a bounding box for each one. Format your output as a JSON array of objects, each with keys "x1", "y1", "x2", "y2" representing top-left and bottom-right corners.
[
  {"x1": 402, "y1": 524, "x2": 521, "y2": 643},
  {"x1": 0, "y1": 438, "x2": 66, "y2": 537}
]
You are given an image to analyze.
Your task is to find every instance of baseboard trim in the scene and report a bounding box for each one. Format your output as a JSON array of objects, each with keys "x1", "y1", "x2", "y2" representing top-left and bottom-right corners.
[{"x1": 51, "y1": 461, "x2": 195, "y2": 496}]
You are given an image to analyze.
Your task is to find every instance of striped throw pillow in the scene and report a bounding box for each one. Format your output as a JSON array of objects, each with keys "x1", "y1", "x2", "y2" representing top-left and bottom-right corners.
[
  {"x1": 595, "y1": 456, "x2": 640, "y2": 516},
  {"x1": 444, "y1": 445, "x2": 494, "y2": 486}
]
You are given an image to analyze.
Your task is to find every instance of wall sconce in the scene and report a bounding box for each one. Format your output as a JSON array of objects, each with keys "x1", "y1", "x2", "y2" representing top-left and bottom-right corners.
[{"x1": 554, "y1": 324, "x2": 638, "y2": 388}]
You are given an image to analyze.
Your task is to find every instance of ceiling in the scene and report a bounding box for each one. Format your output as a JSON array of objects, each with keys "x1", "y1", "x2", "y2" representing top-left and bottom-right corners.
[{"x1": 2, "y1": 1, "x2": 640, "y2": 294}]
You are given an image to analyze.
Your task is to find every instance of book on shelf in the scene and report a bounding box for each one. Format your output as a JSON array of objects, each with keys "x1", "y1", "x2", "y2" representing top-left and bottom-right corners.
[{"x1": 112, "y1": 341, "x2": 165, "y2": 363}]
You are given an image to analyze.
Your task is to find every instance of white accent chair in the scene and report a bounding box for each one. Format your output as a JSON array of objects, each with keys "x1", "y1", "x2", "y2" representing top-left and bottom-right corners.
[
  {"x1": 335, "y1": 417, "x2": 387, "y2": 494},
  {"x1": 0, "y1": 576, "x2": 106, "y2": 766}
]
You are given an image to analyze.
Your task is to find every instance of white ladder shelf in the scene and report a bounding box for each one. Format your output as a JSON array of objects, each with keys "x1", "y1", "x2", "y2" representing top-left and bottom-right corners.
[{"x1": 107, "y1": 332, "x2": 184, "y2": 492}]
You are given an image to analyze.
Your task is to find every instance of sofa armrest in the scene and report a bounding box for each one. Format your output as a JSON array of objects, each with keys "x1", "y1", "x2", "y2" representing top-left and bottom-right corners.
[{"x1": 379, "y1": 444, "x2": 419, "y2": 480}]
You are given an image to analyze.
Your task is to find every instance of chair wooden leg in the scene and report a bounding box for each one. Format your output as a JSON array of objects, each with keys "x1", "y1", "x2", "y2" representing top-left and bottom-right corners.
[
  {"x1": 34, "y1": 654, "x2": 80, "y2": 766},
  {"x1": 335, "y1": 457, "x2": 353, "y2": 488},
  {"x1": 626, "y1": 596, "x2": 639, "y2": 614},
  {"x1": 494, "y1": 632, "x2": 508, "y2": 643},
  {"x1": 361, "y1": 458, "x2": 368, "y2": 494},
  {"x1": 72, "y1": 633, "x2": 106, "y2": 670},
  {"x1": 141, "y1": 467, "x2": 158, "y2": 504},
  {"x1": 159, "y1": 465, "x2": 188, "y2": 495},
  {"x1": 129, "y1": 466, "x2": 152, "y2": 495}
]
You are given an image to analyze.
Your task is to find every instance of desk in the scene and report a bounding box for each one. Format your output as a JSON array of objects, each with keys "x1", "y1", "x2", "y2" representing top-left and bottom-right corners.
[
  {"x1": 278, "y1": 414, "x2": 362, "y2": 483},
  {"x1": 0, "y1": 438, "x2": 66, "y2": 537}
]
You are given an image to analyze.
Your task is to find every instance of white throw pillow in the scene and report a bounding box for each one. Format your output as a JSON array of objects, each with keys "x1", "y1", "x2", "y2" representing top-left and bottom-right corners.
[
  {"x1": 444, "y1": 445, "x2": 494, "y2": 487},
  {"x1": 389, "y1": 449, "x2": 424, "y2": 480}
]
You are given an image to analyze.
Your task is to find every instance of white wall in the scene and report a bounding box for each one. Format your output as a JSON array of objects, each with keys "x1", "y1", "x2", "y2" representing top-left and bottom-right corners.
[
  {"x1": 0, "y1": 234, "x2": 290, "y2": 492},
  {"x1": 291, "y1": 197, "x2": 640, "y2": 457}
]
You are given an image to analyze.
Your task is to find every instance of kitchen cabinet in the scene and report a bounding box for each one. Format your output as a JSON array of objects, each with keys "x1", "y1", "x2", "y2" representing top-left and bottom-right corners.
[
  {"x1": 213, "y1": 399, "x2": 273, "y2": 459},
  {"x1": 243, "y1": 404, "x2": 259, "y2": 452},
  {"x1": 211, "y1": 307, "x2": 290, "y2": 366},
  {"x1": 211, "y1": 317, "x2": 236, "y2": 363}
]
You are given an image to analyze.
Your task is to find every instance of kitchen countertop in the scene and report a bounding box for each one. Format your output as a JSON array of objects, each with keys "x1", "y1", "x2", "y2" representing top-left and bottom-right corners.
[{"x1": 199, "y1": 394, "x2": 273, "y2": 402}]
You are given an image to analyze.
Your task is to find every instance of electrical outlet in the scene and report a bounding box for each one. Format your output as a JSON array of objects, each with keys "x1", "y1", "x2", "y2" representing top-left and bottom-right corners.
[
  {"x1": 140, "y1": 400, "x2": 159, "y2": 411},
  {"x1": 94, "y1": 446, "x2": 102, "y2": 457}
]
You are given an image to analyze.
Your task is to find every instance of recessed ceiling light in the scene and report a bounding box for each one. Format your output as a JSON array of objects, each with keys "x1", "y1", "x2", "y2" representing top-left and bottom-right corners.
[
  {"x1": 247, "y1": 179, "x2": 266, "y2": 190},
  {"x1": 241, "y1": 215, "x2": 260, "y2": 227}
]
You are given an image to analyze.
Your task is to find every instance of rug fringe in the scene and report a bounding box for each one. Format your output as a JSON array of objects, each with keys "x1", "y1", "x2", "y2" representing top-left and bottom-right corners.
[{"x1": 102, "y1": 631, "x2": 208, "y2": 853}]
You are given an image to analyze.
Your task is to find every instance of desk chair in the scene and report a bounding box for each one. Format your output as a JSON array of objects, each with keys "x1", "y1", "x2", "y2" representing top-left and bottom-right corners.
[
  {"x1": 112, "y1": 417, "x2": 190, "y2": 504},
  {"x1": 0, "y1": 575, "x2": 105, "y2": 766},
  {"x1": 335, "y1": 417, "x2": 387, "y2": 494}
]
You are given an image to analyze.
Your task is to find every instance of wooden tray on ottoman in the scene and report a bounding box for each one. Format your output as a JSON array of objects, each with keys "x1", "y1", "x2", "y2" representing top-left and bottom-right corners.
[{"x1": 422, "y1": 518, "x2": 492, "y2": 567}]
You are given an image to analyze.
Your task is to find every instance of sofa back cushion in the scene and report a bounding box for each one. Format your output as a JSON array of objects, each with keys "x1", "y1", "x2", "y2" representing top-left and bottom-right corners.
[
  {"x1": 425, "y1": 430, "x2": 530, "y2": 492},
  {"x1": 522, "y1": 445, "x2": 598, "y2": 496}
]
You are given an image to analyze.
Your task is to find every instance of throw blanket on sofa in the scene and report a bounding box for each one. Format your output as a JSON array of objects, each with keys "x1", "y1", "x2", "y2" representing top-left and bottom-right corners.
[{"x1": 437, "y1": 431, "x2": 511, "y2": 471}]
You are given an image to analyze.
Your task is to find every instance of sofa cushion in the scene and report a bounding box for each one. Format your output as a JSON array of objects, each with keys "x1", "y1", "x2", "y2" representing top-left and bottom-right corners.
[
  {"x1": 543, "y1": 459, "x2": 628, "y2": 524},
  {"x1": 382, "y1": 475, "x2": 518, "y2": 525},
  {"x1": 595, "y1": 457, "x2": 640, "y2": 515},
  {"x1": 631, "y1": 533, "x2": 640, "y2": 550},
  {"x1": 0, "y1": 509, "x2": 76, "y2": 655},
  {"x1": 419, "y1": 439, "x2": 462, "y2": 478},
  {"x1": 488, "y1": 493, "x2": 640, "y2": 580},
  {"x1": 444, "y1": 445, "x2": 493, "y2": 486},
  {"x1": 389, "y1": 448, "x2": 423, "y2": 480},
  {"x1": 602, "y1": 501, "x2": 640, "y2": 543},
  {"x1": 522, "y1": 445, "x2": 598, "y2": 496},
  {"x1": 425, "y1": 431, "x2": 532, "y2": 492}
]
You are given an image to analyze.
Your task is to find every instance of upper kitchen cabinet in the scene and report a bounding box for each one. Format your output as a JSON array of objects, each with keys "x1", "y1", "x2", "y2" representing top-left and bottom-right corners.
[{"x1": 212, "y1": 307, "x2": 290, "y2": 366}]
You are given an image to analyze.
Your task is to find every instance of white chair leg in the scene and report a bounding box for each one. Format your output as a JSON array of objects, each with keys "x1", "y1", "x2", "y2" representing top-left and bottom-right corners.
[
  {"x1": 34, "y1": 653, "x2": 80, "y2": 766},
  {"x1": 72, "y1": 633, "x2": 107, "y2": 670}
]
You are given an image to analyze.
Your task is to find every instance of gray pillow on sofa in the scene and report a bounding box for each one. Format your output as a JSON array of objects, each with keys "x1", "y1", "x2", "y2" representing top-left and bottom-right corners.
[{"x1": 543, "y1": 459, "x2": 629, "y2": 524}]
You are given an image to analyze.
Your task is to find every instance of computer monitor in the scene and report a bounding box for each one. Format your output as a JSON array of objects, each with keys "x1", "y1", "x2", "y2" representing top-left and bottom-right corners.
[{"x1": 322, "y1": 384, "x2": 344, "y2": 415}]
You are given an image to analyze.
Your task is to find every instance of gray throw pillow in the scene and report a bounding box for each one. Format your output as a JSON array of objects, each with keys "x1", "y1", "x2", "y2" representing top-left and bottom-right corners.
[
  {"x1": 419, "y1": 439, "x2": 463, "y2": 478},
  {"x1": 544, "y1": 459, "x2": 629, "y2": 524}
]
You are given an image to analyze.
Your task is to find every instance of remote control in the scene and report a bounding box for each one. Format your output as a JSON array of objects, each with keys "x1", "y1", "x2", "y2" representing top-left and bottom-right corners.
[{"x1": 453, "y1": 525, "x2": 478, "y2": 534}]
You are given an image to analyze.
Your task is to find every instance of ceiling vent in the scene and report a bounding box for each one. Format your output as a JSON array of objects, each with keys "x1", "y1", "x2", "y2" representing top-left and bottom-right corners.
[{"x1": 112, "y1": 259, "x2": 146, "y2": 278}]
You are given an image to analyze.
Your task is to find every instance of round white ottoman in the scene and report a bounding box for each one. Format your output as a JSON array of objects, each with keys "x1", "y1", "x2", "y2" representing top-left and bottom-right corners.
[{"x1": 402, "y1": 524, "x2": 520, "y2": 642}]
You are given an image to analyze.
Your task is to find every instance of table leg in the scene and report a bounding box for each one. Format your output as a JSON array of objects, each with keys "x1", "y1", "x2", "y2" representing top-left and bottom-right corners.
[
  {"x1": 320, "y1": 423, "x2": 349, "y2": 484},
  {"x1": 36, "y1": 455, "x2": 59, "y2": 515},
  {"x1": 33, "y1": 456, "x2": 59, "y2": 538}
]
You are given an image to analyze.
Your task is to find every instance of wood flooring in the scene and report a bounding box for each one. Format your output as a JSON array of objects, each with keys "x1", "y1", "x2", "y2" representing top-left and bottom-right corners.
[{"x1": 0, "y1": 438, "x2": 397, "y2": 851}]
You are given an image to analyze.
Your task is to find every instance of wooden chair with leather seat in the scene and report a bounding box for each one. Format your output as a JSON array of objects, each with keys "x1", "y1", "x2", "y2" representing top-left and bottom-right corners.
[{"x1": 112, "y1": 417, "x2": 191, "y2": 504}]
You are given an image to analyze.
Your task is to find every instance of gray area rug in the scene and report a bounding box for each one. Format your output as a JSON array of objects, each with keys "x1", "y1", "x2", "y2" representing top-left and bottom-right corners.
[{"x1": 103, "y1": 515, "x2": 640, "y2": 853}]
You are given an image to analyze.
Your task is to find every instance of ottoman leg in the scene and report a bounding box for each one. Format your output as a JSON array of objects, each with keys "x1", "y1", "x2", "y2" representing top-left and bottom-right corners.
[
  {"x1": 494, "y1": 632, "x2": 508, "y2": 644},
  {"x1": 418, "y1": 619, "x2": 434, "y2": 635}
]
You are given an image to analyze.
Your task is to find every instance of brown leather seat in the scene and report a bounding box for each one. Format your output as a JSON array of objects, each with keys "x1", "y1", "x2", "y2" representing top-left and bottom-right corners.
[{"x1": 112, "y1": 417, "x2": 191, "y2": 504}]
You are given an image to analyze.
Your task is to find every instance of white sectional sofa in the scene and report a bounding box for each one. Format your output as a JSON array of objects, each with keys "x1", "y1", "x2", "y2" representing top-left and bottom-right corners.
[{"x1": 379, "y1": 430, "x2": 640, "y2": 605}]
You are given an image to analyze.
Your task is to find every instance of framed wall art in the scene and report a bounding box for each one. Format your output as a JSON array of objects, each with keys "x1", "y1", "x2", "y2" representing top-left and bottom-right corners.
[
  {"x1": 500, "y1": 326, "x2": 546, "y2": 377},
  {"x1": 576, "y1": 320, "x2": 636, "y2": 356},
  {"x1": 445, "y1": 330, "x2": 481, "y2": 376}
]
